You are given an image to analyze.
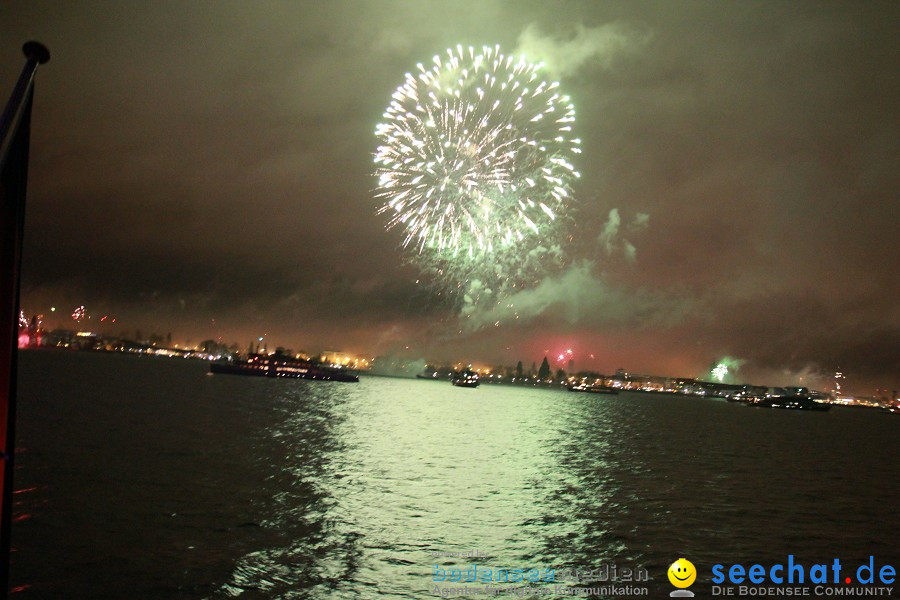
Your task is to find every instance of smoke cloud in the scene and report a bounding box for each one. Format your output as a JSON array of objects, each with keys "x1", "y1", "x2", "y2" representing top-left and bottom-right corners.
[
  {"x1": 370, "y1": 356, "x2": 428, "y2": 378},
  {"x1": 597, "y1": 209, "x2": 650, "y2": 263},
  {"x1": 515, "y1": 22, "x2": 652, "y2": 78},
  {"x1": 750, "y1": 363, "x2": 833, "y2": 393},
  {"x1": 460, "y1": 260, "x2": 691, "y2": 331},
  {"x1": 598, "y1": 208, "x2": 622, "y2": 255}
]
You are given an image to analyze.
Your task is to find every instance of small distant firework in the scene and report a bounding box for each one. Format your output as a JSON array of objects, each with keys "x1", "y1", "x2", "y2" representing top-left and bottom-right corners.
[
  {"x1": 72, "y1": 305, "x2": 86, "y2": 322},
  {"x1": 711, "y1": 363, "x2": 729, "y2": 382},
  {"x1": 557, "y1": 348, "x2": 574, "y2": 363},
  {"x1": 374, "y1": 45, "x2": 580, "y2": 307},
  {"x1": 18, "y1": 310, "x2": 28, "y2": 329}
]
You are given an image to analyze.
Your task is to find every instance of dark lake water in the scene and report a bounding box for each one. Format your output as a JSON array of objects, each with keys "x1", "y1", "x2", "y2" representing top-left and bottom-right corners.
[{"x1": 9, "y1": 350, "x2": 900, "y2": 598}]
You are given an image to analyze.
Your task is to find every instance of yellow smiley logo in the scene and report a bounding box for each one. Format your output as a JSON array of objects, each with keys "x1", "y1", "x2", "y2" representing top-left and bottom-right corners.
[{"x1": 668, "y1": 558, "x2": 697, "y2": 588}]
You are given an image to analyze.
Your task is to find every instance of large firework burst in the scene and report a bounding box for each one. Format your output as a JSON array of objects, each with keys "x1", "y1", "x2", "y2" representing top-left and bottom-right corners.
[{"x1": 374, "y1": 44, "x2": 579, "y2": 302}]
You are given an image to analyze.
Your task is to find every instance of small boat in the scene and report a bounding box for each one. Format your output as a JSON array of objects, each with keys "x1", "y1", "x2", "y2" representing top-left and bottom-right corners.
[
  {"x1": 451, "y1": 370, "x2": 480, "y2": 388},
  {"x1": 567, "y1": 382, "x2": 619, "y2": 395},
  {"x1": 210, "y1": 353, "x2": 359, "y2": 382},
  {"x1": 417, "y1": 372, "x2": 449, "y2": 380}
]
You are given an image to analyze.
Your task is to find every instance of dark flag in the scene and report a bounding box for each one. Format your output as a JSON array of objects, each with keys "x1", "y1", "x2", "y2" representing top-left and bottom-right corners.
[{"x1": 0, "y1": 41, "x2": 50, "y2": 592}]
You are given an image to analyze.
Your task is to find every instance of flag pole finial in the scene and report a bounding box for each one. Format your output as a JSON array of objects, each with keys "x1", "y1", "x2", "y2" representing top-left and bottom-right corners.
[{"x1": 22, "y1": 41, "x2": 50, "y2": 65}]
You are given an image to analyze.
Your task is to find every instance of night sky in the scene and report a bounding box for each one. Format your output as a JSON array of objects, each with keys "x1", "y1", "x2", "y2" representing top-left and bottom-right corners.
[{"x1": 2, "y1": 1, "x2": 897, "y2": 393}]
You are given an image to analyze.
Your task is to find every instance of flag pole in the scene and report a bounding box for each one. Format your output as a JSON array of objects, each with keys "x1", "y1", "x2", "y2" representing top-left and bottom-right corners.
[{"x1": 0, "y1": 41, "x2": 50, "y2": 594}]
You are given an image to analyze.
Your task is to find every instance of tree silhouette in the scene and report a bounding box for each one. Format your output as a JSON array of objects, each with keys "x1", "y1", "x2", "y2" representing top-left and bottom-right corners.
[{"x1": 538, "y1": 357, "x2": 551, "y2": 380}]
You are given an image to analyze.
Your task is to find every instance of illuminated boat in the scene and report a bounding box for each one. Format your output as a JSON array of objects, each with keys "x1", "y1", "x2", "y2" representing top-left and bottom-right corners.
[
  {"x1": 751, "y1": 388, "x2": 830, "y2": 411},
  {"x1": 451, "y1": 370, "x2": 480, "y2": 388},
  {"x1": 567, "y1": 382, "x2": 619, "y2": 395},
  {"x1": 210, "y1": 353, "x2": 359, "y2": 382}
]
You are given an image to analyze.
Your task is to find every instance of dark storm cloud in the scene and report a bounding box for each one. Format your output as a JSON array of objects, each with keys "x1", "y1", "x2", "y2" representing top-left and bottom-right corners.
[{"x1": 1, "y1": 1, "x2": 897, "y2": 391}]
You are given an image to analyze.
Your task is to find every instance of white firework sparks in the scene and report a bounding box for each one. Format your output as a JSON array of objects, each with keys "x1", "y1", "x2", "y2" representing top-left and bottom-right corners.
[{"x1": 373, "y1": 45, "x2": 579, "y2": 297}]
